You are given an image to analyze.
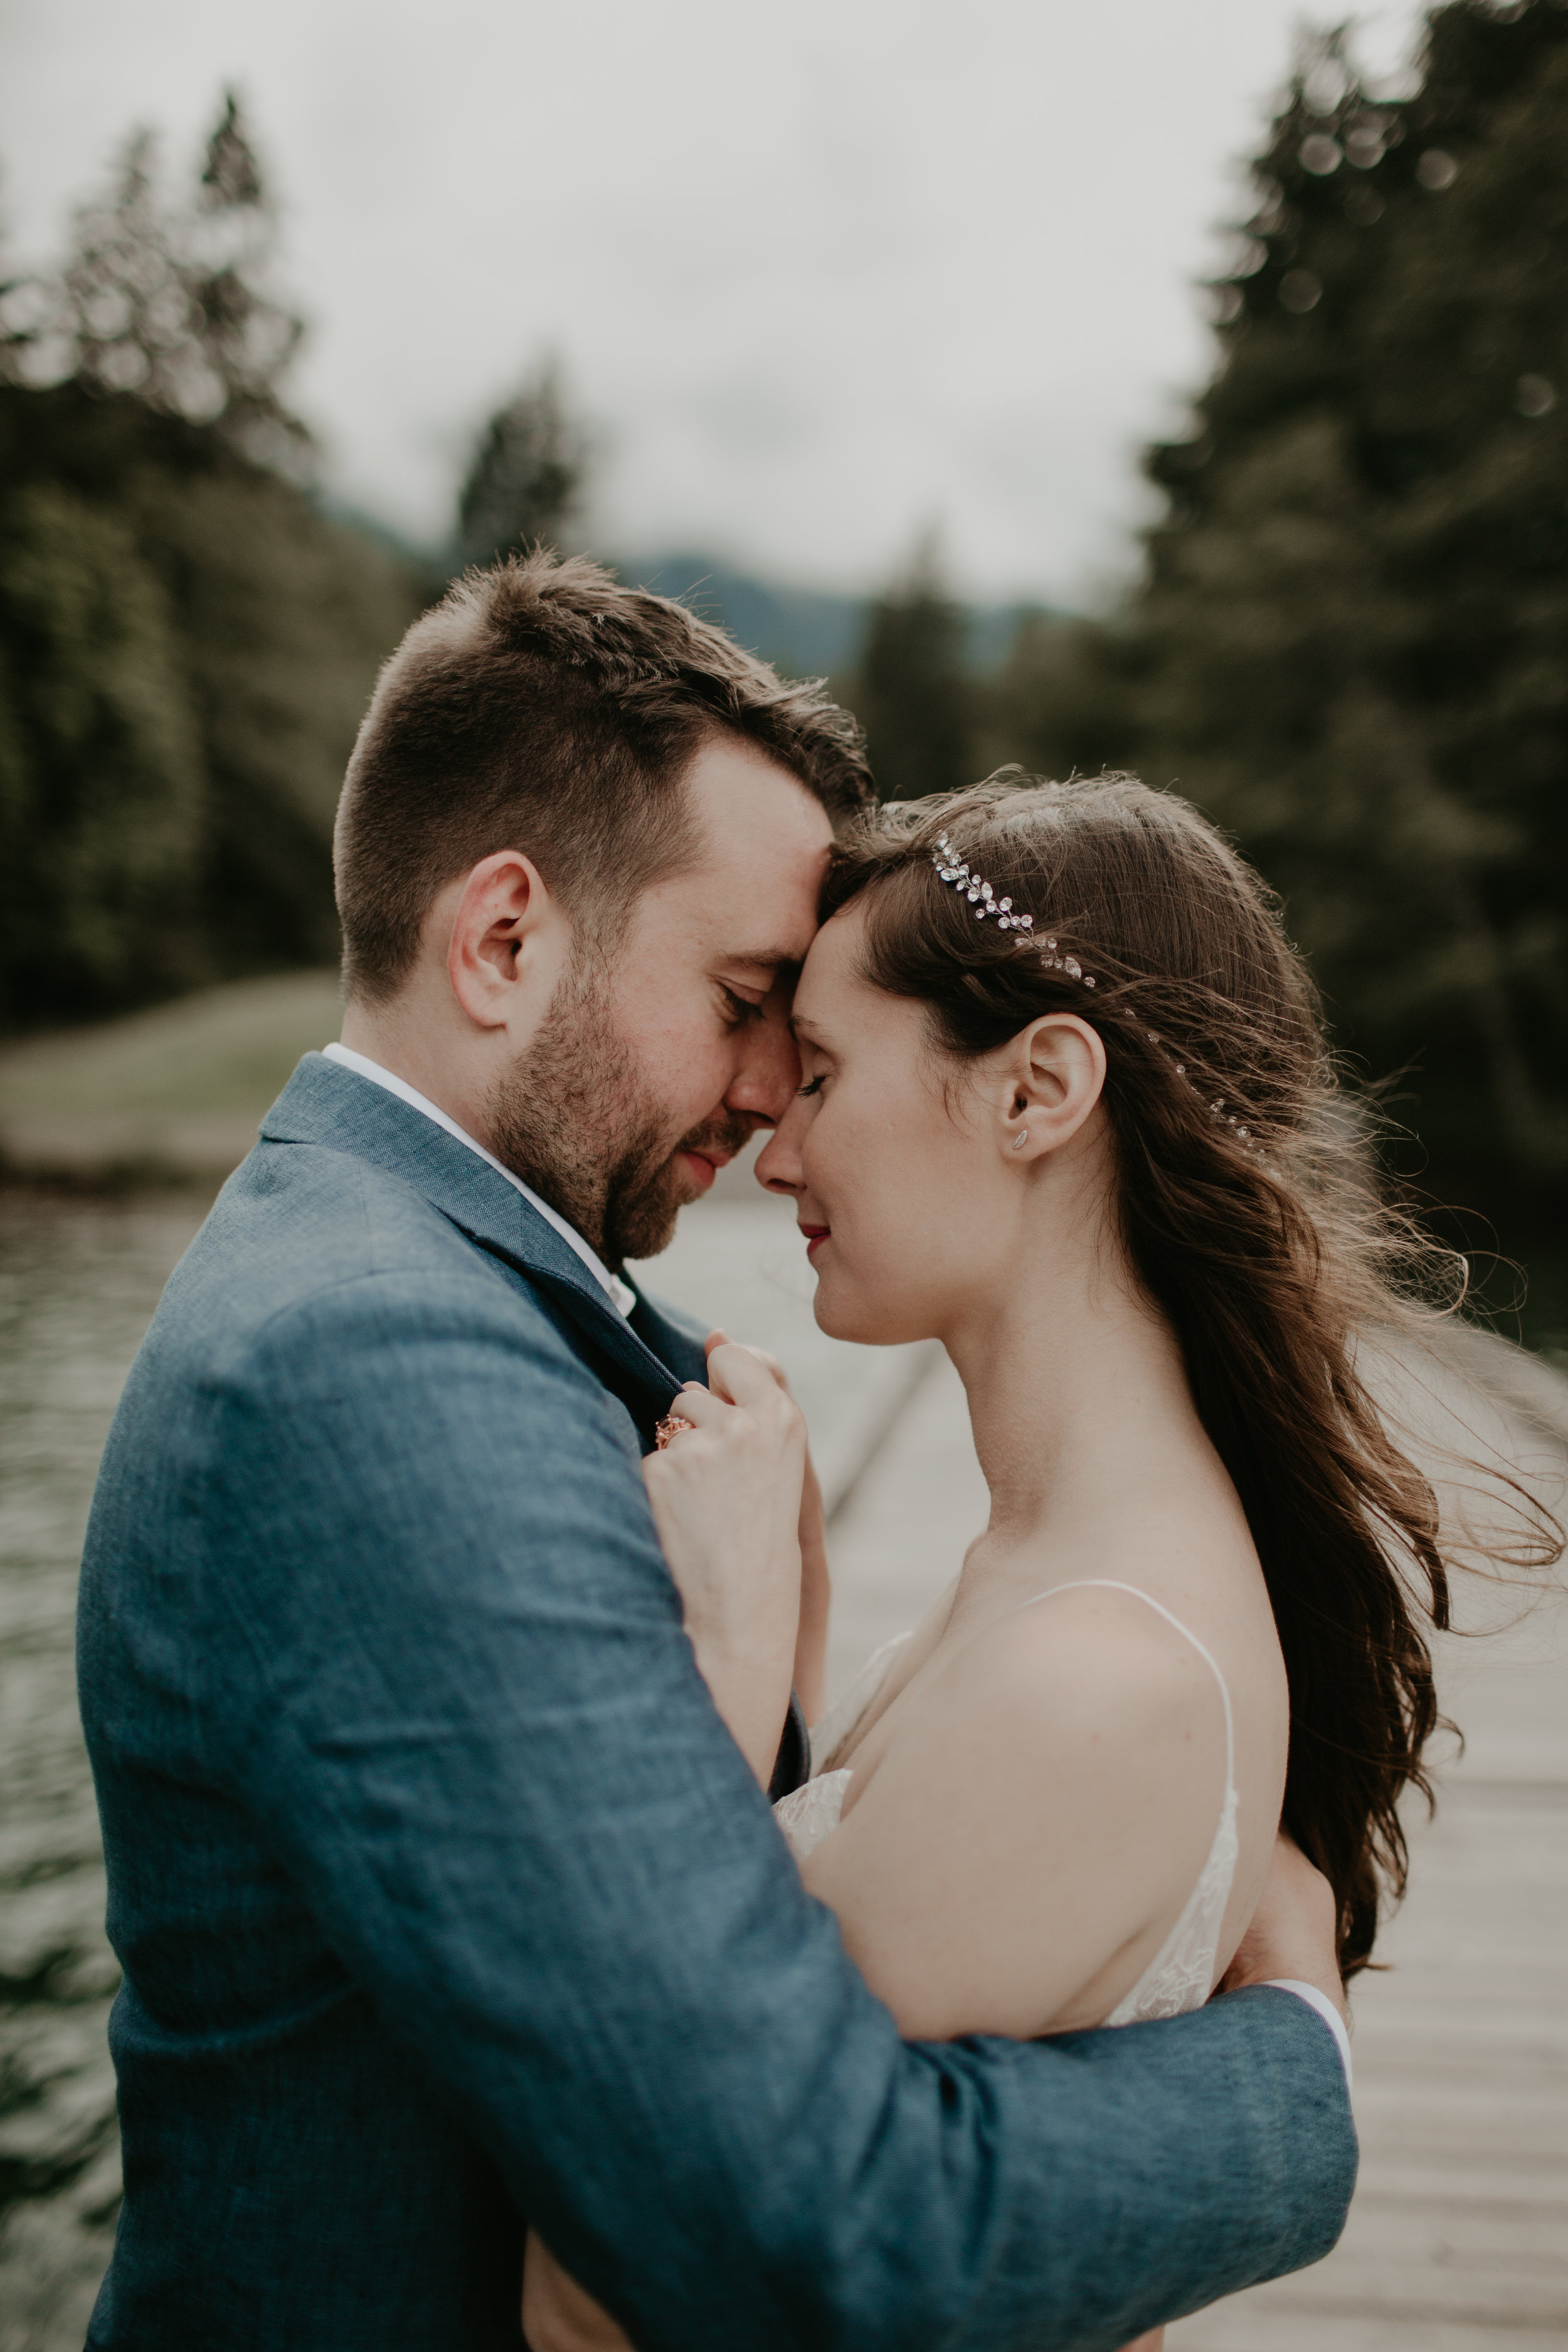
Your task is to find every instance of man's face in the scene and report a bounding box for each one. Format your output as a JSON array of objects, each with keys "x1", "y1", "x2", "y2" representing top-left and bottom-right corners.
[{"x1": 490, "y1": 736, "x2": 834, "y2": 1265}]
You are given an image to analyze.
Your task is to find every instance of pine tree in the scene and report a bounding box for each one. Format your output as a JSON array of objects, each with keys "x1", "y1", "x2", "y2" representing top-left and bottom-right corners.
[
  {"x1": 851, "y1": 534, "x2": 973, "y2": 801},
  {"x1": 979, "y1": 612, "x2": 1144, "y2": 784},
  {"x1": 0, "y1": 90, "x2": 413, "y2": 1022},
  {"x1": 0, "y1": 473, "x2": 205, "y2": 1020},
  {"x1": 60, "y1": 129, "x2": 197, "y2": 412},
  {"x1": 454, "y1": 363, "x2": 585, "y2": 568},
  {"x1": 184, "y1": 91, "x2": 309, "y2": 474},
  {"x1": 0, "y1": 189, "x2": 56, "y2": 388},
  {"x1": 1136, "y1": 0, "x2": 1568, "y2": 1188},
  {"x1": 55, "y1": 94, "x2": 310, "y2": 471}
]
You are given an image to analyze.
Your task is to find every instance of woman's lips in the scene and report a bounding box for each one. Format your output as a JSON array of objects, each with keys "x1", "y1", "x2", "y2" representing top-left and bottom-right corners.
[{"x1": 800, "y1": 1223, "x2": 830, "y2": 1258}]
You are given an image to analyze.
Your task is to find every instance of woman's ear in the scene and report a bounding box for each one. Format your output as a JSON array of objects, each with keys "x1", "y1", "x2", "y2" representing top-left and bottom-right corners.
[{"x1": 995, "y1": 1014, "x2": 1106, "y2": 1162}]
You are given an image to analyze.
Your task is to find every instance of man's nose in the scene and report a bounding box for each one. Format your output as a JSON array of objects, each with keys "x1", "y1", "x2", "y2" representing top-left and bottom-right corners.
[{"x1": 726, "y1": 987, "x2": 801, "y2": 1126}]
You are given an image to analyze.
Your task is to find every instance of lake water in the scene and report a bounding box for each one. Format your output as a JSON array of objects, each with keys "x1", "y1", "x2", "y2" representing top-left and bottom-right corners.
[{"x1": 0, "y1": 1185, "x2": 924, "y2": 2349}]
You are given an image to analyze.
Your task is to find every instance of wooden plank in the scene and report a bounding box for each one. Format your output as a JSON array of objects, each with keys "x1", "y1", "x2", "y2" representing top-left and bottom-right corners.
[{"x1": 1169, "y1": 1572, "x2": 1568, "y2": 2348}]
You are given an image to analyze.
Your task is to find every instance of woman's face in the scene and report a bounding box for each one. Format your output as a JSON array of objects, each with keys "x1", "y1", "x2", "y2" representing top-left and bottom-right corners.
[{"x1": 755, "y1": 903, "x2": 1022, "y2": 1346}]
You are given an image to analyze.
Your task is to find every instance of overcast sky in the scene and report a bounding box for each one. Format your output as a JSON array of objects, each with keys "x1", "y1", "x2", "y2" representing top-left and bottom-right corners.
[{"x1": 3, "y1": 0, "x2": 1431, "y2": 600}]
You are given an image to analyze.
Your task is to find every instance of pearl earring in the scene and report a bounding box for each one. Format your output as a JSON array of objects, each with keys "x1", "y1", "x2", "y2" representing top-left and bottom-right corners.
[{"x1": 1012, "y1": 1129, "x2": 1029, "y2": 1150}]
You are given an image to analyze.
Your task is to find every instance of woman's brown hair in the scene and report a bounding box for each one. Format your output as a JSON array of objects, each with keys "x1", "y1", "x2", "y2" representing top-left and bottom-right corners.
[{"x1": 823, "y1": 772, "x2": 1560, "y2": 1976}]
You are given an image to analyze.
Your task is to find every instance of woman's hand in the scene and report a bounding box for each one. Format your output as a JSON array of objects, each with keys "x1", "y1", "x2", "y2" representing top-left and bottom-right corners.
[
  {"x1": 704, "y1": 1328, "x2": 831, "y2": 1722},
  {"x1": 522, "y1": 2229, "x2": 632, "y2": 2352},
  {"x1": 643, "y1": 1338, "x2": 807, "y2": 1786}
]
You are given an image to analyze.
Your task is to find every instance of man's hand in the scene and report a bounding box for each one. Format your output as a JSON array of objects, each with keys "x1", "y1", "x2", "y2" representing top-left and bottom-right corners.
[{"x1": 1219, "y1": 1830, "x2": 1347, "y2": 2026}]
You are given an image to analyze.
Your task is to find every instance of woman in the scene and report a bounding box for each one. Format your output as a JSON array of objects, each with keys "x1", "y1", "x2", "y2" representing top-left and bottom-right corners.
[{"x1": 524, "y1": 774, "x2": 1555, "y2": 2351}]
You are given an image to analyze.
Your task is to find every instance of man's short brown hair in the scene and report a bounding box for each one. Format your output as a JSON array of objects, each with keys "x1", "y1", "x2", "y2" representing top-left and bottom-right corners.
[{"x1": 334, "y1": 550, "x2": 874, "y2": 1002}]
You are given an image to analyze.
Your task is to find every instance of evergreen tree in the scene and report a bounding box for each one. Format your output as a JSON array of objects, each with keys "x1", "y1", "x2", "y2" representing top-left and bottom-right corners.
[
  {"x1": 852, "y1": 534, "x2": 973, "y2": 800},
  {"x1": 0, "y1": 381, "x2": 420, "y2": 1022},
  {"x1": 1136, "y1": 0, "x2": 1568, "y2": 1187},
  {"x1": 454, "y1": 363, "x2": 585, "y2": 568},
  {"x1": 60, "y1": 129, "x2": 197, "y2": 412},
  {"x1": 0, "y1": 88, "x2": 416, "y2": 1024},
  {"x1": 978, "y1": 611, "x2": 1144, "y2": 784},
  {"x1": 184, "y1": 92, "x2": 310, "y2": 474},
  {"x1": 0, "y1": 192, "x2": 55, "y2": 387},
  {"x1": 56, "y1": 94, "x2": 309, "y2": 470},
  {"x1": 0, "y1": 472, "x2": 204, "y2": 1020}
]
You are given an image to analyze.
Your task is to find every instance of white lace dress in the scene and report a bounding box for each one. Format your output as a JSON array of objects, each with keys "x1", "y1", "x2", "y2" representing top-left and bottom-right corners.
[{"x1": 773, "y1": 1579, "x2": 1240, "y2": 2027}]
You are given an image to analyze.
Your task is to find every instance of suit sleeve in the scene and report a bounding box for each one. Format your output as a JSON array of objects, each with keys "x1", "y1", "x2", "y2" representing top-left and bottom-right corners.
[{"x1": 198, "y1": 1268, "x2": 1355, "y2": 2352}]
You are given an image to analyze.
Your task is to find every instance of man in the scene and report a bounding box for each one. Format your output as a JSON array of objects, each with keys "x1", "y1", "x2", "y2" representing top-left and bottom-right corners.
[{"x1": 78, "y1": 553, "x2": 1354, "y2": 2351}]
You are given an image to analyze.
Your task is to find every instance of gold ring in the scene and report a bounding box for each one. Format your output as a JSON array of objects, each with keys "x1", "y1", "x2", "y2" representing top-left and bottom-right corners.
[{"x1": 654, "y1": 1413, "x2": 696, "y2": 1449}]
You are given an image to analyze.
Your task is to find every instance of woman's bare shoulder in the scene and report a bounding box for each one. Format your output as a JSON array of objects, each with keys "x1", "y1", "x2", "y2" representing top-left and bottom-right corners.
[
  {"x1": 944, "y1": 1584, "x2": 1226, "y2": 1778},
  {"x1": 805, "y1": 1584, "x2": 1234, "y2": 2039}
]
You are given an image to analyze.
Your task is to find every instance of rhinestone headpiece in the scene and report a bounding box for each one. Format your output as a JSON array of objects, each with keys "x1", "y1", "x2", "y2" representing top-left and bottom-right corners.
[
  {"x1": 933, "y1": 833, "x2": 1033, "y2": 931},
  {"x1": 932, "y1": 833, "x2": 1096, "y2": 986}
]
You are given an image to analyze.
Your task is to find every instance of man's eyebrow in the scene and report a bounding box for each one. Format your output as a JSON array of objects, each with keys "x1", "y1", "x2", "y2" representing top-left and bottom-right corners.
[{"x1": 720, "y1": 946, "x2": 807, "y2": 973}]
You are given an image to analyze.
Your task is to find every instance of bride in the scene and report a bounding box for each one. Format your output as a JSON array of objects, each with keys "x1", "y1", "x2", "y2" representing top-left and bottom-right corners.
[{"x1": 524, "y1": 773, "x2": 1528, "y2": 2351}]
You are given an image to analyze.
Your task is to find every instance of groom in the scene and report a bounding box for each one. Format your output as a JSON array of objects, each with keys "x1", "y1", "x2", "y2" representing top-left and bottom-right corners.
[{"x1": 78, "y1": 553, "x2": 1355, "y2": 2351}]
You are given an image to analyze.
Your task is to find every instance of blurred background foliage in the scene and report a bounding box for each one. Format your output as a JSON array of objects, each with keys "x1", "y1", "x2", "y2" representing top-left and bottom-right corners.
[
  {"x1": 839, "y1": 0, "x2": 1568, "y2": 1332},
  {"x1": 0, "y1": 0, "x2": 1564, "y2": 1332},
  {"x1": 0, "y1": 96, "x2": 423, "y2": 1024}
]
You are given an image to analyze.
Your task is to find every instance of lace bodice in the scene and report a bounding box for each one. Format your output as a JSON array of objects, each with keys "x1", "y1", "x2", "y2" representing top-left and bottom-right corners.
[{"x1": 773, "y1": 1581, "x2": 1239, "y2": 2028}]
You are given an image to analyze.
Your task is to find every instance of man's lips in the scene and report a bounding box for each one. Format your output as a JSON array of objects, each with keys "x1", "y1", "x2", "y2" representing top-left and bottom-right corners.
[
  {"x1": 677, "y1": 1147, "x2": 732, "y2": 1193},
  {"x1": 800, "y1": 1222, "x2": 830, "y2": 1258}
]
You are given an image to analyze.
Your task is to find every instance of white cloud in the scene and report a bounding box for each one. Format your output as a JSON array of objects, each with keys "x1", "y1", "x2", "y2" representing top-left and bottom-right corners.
[{"x1": 0, "y1": 0, "x2": 1429, "y2": 599}]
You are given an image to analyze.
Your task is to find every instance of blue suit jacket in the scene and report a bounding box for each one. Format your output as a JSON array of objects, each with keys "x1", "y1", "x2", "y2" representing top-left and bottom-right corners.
[{"x1": 77, "y1": 1054, "x2": 1355, "y2": 2350}]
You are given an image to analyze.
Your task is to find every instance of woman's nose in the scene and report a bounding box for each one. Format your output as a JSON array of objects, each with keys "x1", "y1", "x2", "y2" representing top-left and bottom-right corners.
[{"x1": 755, "y1": 1108, "x2": 805, "y2": 1197}]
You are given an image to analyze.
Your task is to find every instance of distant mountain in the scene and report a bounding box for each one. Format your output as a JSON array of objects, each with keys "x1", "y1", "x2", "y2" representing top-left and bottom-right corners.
[
  {"x1": 617, "y1": 551, "x2": 1052, "y2": 679},
  {"x1": 317, "y1": 522, "x2": 1059, "y2": 679}
]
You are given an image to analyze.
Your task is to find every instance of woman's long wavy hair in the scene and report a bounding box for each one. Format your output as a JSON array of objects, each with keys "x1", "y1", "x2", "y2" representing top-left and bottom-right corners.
[{"x1": 822, "y1": 773, "x2": 1561, "y2": 1976}]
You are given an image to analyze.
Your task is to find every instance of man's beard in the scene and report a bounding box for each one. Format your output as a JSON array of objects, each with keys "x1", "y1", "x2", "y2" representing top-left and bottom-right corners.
[{"x1": 486, "y1": 956, "x2": 751, "y2": 1268}]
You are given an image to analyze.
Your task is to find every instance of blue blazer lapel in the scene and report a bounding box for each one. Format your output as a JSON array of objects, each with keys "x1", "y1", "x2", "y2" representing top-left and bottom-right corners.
[
  {"x1": 626, "y1": 1291, "x2": 709, "y2": 1387},
  {"x1": 260, "y1": 1054, "x2": 808, "y2": 1796},
  {"x1": 260, "y1": 1056, "x2": 689, "y2": 1418}
]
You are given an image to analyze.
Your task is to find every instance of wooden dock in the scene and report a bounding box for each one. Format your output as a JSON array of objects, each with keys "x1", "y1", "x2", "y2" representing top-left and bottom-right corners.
[{"x1": 824, "y1": 1349, "x2": 1568, "y2": 2352}]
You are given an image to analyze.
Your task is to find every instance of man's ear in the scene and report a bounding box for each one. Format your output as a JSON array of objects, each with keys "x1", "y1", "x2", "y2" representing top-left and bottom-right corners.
[
  {"x1": 445, "y1": 850, "x2": 565, "y2": 1032},
  {"x1": 994, "y1": 1014, "x2": 1106, "y2": 1162}
]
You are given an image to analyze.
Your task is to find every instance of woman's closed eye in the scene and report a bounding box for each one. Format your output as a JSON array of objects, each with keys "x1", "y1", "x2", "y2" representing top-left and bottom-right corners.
[{"x1": 797, "y1": 1073, "x2": 826, "y2": 1099}]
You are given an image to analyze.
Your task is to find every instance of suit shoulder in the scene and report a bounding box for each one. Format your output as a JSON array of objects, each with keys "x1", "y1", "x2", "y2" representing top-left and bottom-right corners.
[{"x1": 152, "y1": 1138, "x2": 575, "y2": 1379}]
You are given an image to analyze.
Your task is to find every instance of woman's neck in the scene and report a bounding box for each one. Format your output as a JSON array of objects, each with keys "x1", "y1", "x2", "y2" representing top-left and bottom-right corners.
[{"x1": 943, "y1": 1213, "x2": 1200, "y2": 1560}]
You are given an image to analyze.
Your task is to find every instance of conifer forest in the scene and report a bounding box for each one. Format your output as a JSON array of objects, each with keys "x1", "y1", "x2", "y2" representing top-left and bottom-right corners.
[{"x1": 2, "y1": 1, "x2": 1565, "y2": 1329}]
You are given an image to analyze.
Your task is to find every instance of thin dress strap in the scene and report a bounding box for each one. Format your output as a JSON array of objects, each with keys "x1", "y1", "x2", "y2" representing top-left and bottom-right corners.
[{"x1": 1014, "y1": 1579, "x2": 1235, "y2": 1789}]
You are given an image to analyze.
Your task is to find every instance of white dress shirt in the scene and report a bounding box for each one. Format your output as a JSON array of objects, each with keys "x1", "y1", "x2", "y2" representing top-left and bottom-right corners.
[{"x1": 322, "y1": 1042, "x2": 636, "y2": 1318}]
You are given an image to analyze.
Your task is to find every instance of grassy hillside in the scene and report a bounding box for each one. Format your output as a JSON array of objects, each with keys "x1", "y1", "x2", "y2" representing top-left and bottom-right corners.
[{"x1": 0, "y1": 970, "x2": 343, "y2": 1179}]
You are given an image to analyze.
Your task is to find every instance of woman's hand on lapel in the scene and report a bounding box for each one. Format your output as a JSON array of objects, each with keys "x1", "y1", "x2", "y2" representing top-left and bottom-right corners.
[
  {"x1": 642, "y1": 1338, "x2": 807, "y2": 1786},
  {"x1": 700, "y1": 1328, "x2": 830, "y2": 1722}
]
